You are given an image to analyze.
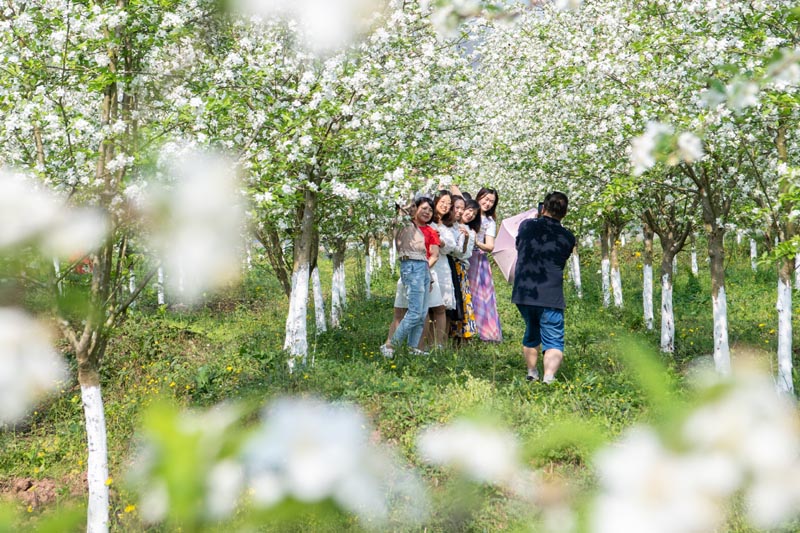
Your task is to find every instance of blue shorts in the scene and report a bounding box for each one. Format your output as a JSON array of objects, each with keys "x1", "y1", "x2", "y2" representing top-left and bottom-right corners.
[{"x1": 515, "y1": 304, "x2": 564, "y2": 351}]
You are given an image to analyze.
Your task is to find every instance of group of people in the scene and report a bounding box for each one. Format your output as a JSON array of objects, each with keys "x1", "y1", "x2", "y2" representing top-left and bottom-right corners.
[
  {"x1": 381, "y1": 185, "x2": 575, "y2": 385},
  {"x1": 380, "y1": 186, "x2": 503, "y2": 359}
]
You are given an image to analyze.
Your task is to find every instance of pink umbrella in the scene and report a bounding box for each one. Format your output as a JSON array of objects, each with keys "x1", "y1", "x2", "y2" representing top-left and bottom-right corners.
[{"x1": 492, "y1": 207, "x2": 540, "y2": 284}]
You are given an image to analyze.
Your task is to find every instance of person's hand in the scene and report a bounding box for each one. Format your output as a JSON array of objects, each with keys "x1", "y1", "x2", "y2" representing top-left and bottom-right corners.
[{"x1": 458, "y1": 226, "x2": 469, "y2": 236}]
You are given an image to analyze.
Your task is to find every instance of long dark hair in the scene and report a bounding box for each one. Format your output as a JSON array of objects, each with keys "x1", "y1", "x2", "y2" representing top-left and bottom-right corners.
[
  {"x1": 433, "y1": 190, "x2": 456, "y2": 227},
  {"x1": 464, "y1": 199, "x2": 482, "y2": 233},
  {"x1": 475, "y1": 187, "x2": 499, "y2": 219}
]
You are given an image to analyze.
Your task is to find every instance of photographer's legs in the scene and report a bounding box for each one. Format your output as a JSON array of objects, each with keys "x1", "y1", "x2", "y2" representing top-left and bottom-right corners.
[
  {"x1": 524, "y1": 346, "x2": 539, "y2": 380},
  {"x1": 540, "y1": 308, "x2": 565, "y2": 384},
  {"x1": 542, "y1": 349, "x2": 563, "y2": 384}
]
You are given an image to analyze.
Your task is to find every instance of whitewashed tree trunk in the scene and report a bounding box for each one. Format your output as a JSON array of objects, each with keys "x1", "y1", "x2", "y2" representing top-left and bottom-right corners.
[
  {"x1": 364, "y1": 240, "x2": 372, "y2": 300},
  {"x1": 601, "y1": 224, "x2": 611, "y2": 308},
  {"x1": 776, "y1": 261, "x2": 794, "y2": 394},
  {"x1": 712, "y1": 286, "x2": 731, "y2": 375},
  {"x1": 795, "y1": 253, "x2": 800, "y2": 290},
  {"x1": 620, "y1": 234, "x2": 626, "y2": 247},
  {"x1": 643, "y1": 224, "x2": 654, "y2": 330},
  {"x1": 672, "y1": 255, "x2": 678, "y2": 276},
  {"x1": 736, "y1": 229, "x2": 743, "y2": 246},
  {"x1": 569, "y1": 250, "x2": 582, "y2": 299},
  {"x1": 643, "y1": 265, "x2": 654, "y2": 330},
  {"x1": 312, "y1": 266, "x2": 327, "y2": 334},
  {"x1": 82, "y1": 384, "x2": 109, "y2": 533},
  {"x1": 660, "y1": 273, "x2": 674, "y2": 352},
  {"x1": 750, "y1": 239, "x2": 758, "y2": 272},
  {"x1": 53, "y1": 258, "x2": 63, "y2": 296},
  {"x1": 246, "y1": 245, "x2": 252, "y2": 271},
  {"x1": 601, "y1": 258, "x2": 611, "y2": 308},
  {"x1": 611, "y1": 266, "x2": 623, "y2": 308},
  {"x1": 390, "y1": 237, "x2": 396, "y2": 275},
  {"x1": 330, "y1": 243, "x2": 346, "y2": 328},
  {"x1": 375, "y1": 240, "x2": 382, "y2": 270},
  {"x1": 156, "y1": 266, "x2": 165, "y2": 306},
  {"x1": 691, "y1": 244, "x2": 698, "y2": 276},
  {"x1": 284, "y1": 263, "x2": 310, "y2": 371}
]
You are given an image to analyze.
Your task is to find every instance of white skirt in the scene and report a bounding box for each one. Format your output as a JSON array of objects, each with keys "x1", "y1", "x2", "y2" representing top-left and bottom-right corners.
[
  {"x1": 431, "y1": 256, "x2": 456, "y2": 310},
  {"x1": 394, "y1": 272, "x2": 443, "y2": 308}
]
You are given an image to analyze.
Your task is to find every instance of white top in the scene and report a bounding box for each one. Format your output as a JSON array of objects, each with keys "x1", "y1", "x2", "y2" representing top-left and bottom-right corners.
[
  {"x1": 450, "y1": 223, "x2": 475, "y2": 265},
  {"x1": 477, "y1": 216, "x2": 496, "y2": 244}
]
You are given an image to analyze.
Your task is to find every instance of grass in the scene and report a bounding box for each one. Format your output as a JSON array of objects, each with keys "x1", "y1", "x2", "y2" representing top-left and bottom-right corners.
[{"x1": 0, "y1": 235, "x2": 796, "y2": 531}]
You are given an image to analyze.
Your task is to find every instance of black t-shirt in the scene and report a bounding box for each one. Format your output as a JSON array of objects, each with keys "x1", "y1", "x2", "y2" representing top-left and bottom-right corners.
[{"x1": 511, "y1": 216, "x2": 576, "y2": 309}]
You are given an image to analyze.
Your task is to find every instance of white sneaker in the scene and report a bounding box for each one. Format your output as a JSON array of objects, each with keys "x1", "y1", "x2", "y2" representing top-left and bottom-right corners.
[
  {"x1": 409, "y1": 348, "x2": 430, "y2": 356},
  {"x1": 380, "y1": 344, "x2": 395, "y2": 359}
]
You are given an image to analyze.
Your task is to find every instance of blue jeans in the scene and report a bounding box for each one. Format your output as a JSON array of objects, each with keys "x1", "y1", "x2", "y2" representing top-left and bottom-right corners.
[{"x1": 392, "y1": 260, "x2": 430, "y2": 348}]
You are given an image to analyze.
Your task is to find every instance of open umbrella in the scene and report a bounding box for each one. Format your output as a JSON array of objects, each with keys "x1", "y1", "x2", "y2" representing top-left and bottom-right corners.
[{"x1": 492, "y1": 206, "x2": 539, "y2": 284}]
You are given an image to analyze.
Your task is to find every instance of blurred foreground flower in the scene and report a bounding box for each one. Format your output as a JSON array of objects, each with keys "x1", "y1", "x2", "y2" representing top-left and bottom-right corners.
[
  {"x1": 630, "y1": 123, "x2": 704, "y2": 176},
  {"x1": 129, "y1": 403, "x2": 244, "y2": 525},
  {"x1": 232, "y1": 0, "x2": 384, "y2": 54},
  {"x1": 418, "y1": 420, "x2": 530, "y2": 488},
  {"x1": 0, "y1": 170, "x2": 107, "y2": 257},
  {"x1": 0, "y1": 307, "x2": 68, "y2": 424},
  {"x1": 243, "y1": 397, "x2": 428, "y2": 528},
  {"x1": 593, "y1": 372, "x2": 800, "y2": 533},
  {"x1": 143, "y1": 151, "x2": 246, "y2": 303}
]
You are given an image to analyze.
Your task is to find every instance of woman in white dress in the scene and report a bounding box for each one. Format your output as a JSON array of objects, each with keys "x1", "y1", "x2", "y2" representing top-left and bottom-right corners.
[{"x1": 424, "y1": 190, "x2": 459, "y2": 350}]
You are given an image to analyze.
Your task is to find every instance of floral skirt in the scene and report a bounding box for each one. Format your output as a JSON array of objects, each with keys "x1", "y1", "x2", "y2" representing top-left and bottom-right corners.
[
  {"x1": 467, "y1": 250, "x2": 502, "y2": 342},
  {"x1": 450, "y1": 260, "x2": 478, "y2": 339}
]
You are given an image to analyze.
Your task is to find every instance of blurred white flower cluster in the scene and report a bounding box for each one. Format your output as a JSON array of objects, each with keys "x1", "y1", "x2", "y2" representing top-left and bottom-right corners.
[
  {"x1": 142, "y1": 151, "x2": 246, "y2": 303},
  {"x1": 630, "y1": 122, "x2": 704, "y2": 176},
  {"x1": 417, "y1": 419, "x2": 523, "y2": 486},
  {"x1": 232, "y1": 0, "x2": 384, "y2": 54},
  {"x1": 132, "y1": 398, "x2": 427, "y2": 528},
  {"x1": 0, "y1": 170, "x2": 107, "y2": 257},
  {"x1": 0, "y1": 308, "x2": 68, "y2": 424},
  {"x1": 593, "y1": 373, "x2": 800, "y2": 533},
  {"x1": 243, "y1": 398, "x2": 427, "y2": 527}
]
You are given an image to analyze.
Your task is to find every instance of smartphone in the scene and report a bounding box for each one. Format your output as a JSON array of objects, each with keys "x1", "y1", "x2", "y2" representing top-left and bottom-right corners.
[{"x1": 537, "y1": 202, "x2": 544, "y2": 217}]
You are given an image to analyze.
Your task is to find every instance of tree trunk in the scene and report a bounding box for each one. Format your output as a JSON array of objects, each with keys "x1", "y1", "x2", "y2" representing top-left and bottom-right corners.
[
  {"x1": 643, "y1": 223, "x2": 654, "y2": 330},
  {"x1": 389, "y1": 231, "x2": 397, "y2": 275},
  {"x1": 660, "y1": 250, "x2": 676, "y2": 353},
  {"x1": 708, "y1": 228, "x2": 731, "y2": 374},
  {"x1": 53, "y1": 258, "x2": 63, "y2": 296},
  {"x1": 363, "y1": 235, "x2": 372, "y2": 300},
  {"x1": 601, "y1": 222, "x2": 611, "y2": 308},
  {"x1": 776, "y1": 258, "x2": 794, "y2": 394},
  {"x1": 284, "y1": 188, "x2": 317, "y2": 370},
  {"x1": 375, "y1": 237, "x2": 382, "y2": 270},
  {"x1": 255, "y1": 224, "x2": 292, "y2": 298},
  {"x1": 750, "y1": 238, "x2": 758, "y2": 272},
  {"x1": 156, "y1": 266, "x2": 165, "y2": 306},
  {"x1": 79, "y1": 366, "x2": 109, "y2": 533},
  {"x1": 795, "y1": 253, "x2": 800, "y2": 290},
  {"x1": 609, "y1": 227, "x2": 623, "y2": 308},
  {"x1": 330, "y1": 239, "x2": 347, "y2": 328},
  {"x1": 312, "y1": 266, "x2": 326, "y2": 335},
  {"x1": 569, "y1": 246, "x2": 583, "y2": 299},
  {"x1": 691, "y1": 236, "x2": 699, "y2": 276}
]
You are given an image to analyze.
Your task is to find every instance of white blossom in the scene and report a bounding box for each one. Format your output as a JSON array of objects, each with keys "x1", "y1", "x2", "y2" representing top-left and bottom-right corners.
[
  {"x1": 417, "y1": 420, "x2": 522, "y2": 485},
  {"x1": 676, "y1": 132, "x2": 704, "y2": 163},
  {"x1": 143, "y1": 150, "x2": 246, "y2": 303},
  {"x1": 242, "y1": 397, "x2": 427, "y2": 527},
  {"x1": 0, "y1": 170, "x2": 107, "y2": 257},
  {"x1": 0, "y1": 308, "x2": 68, "y2": 424}
]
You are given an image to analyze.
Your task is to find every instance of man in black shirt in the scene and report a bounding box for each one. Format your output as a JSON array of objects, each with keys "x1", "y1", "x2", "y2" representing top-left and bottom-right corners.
[{"x1": 512, "y1": 192, "x2": 576, "y2": 384}]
